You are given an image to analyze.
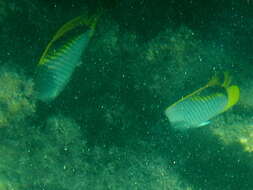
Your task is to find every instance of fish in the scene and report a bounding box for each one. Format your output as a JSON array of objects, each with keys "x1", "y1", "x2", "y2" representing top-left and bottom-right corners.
[
  {"x1": 35, "y1": 13, "x2": 100, "y2": 102},
  {"x1": 165, "y1": 72, "x2": 240, "y2": 130}
]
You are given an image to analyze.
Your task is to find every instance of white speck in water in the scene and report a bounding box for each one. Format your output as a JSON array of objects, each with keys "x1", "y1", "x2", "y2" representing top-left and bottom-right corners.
[{"x1": 198, "y1": 55, "x2": 202, "y2": 62}]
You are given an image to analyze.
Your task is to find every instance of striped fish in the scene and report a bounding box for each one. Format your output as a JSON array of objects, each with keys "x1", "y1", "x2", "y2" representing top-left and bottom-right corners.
[
  {"x1": 35, "y1": 13, "x2": 100, "y2": 102},
  {"x1": 165, "y1": 73, "x2": 240, "y2": 130}
]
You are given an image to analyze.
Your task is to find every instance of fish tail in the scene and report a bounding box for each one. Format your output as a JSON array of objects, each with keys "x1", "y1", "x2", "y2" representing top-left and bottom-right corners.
[
  {"x1": 221, "y1": 71, "x2": 232, "y2": 88},
  {"x1": 223, "y1": 85, "x2": 240, "y2": 111},
  {"x1": 207, "y1": 73, "x2": 222, "y2": 87},
  {"x1": 212, "y1": 72, "x2": 240, "y2": 111},
  {"x1": 207, "y1": 72, "x2": 232, "y2": 87}
]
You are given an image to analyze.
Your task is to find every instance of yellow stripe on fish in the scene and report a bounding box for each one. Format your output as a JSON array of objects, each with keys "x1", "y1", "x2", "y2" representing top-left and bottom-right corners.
[
  {"x1": 35, "y1": 13, "x2": 101, "y2": 102},
  {"x1": 165, "y1": 73, "x2": 240, "y2": 130}
]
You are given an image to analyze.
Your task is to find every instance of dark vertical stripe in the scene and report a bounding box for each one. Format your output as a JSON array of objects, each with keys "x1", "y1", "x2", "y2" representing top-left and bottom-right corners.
[{"x1": 191, "y1": 99, "x2": 203, "y2": 124}]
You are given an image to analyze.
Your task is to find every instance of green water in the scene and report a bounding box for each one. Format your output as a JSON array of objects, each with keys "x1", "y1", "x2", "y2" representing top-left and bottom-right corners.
[{"x1": 0, "y1": 0, "x2": 253, "y2": 189}]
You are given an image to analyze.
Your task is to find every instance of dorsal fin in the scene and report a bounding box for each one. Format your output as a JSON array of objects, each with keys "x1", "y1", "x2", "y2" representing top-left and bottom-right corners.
[
  {"x1": 38, "y1": 13, "x2": 101, "y2": 65},
  {"x1": 52, "y1": 13, "x2": 100, "y2": 42}
]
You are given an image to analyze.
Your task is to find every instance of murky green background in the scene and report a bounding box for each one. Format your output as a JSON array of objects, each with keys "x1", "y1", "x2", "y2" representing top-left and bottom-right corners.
[{"x1": 0, "y1": 0, "x2": 253, "y2": 189}]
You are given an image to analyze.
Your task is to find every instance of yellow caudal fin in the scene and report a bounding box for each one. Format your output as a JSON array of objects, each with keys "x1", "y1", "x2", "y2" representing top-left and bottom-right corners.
[{"x1": 223, "y1": 85, "x2": 240, "y2": 111}]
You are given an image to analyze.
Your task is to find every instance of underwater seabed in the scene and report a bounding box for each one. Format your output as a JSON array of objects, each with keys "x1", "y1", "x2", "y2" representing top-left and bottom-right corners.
[
  {"x1": 0, "y1": 64, "x2": 253, "y2": 190},
  {"x1": 168, "y1": 110, "x2": 253, "y2": 190},
  {"x1": 0, "y1": 0, "x2": 253, "y2": 189}
]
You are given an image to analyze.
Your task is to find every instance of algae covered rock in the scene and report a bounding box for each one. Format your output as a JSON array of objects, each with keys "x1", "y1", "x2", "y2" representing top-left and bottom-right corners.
[
  {"x1": 211, "y1": 110, "x2": 253, "y2": 152},
  {"x1": 0, "y1": 67, "x2": 35, "y2": 127},
  {"x1": 0, "y1": 112, "x2": 195, "y2": 190},
  {"x1": 132, "y1": 26, "x2": 235, "y2": 101}
]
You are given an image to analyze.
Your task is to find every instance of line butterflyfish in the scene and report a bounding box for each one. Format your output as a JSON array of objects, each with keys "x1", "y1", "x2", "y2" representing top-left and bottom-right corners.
[
  {"x1": 35, "y1": 13, "x2": 100, "y2": 102},
  {"x1": 165, "y1": 72, "x2": 240, "y2": 130}
]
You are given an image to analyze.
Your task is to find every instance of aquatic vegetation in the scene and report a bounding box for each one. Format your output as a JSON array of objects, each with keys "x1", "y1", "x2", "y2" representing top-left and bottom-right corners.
[
  {"x1": 0, "y1": 67, "x2": 35, "y2": 127},
  {"x1": 45, "y1": 114, "x2": 83, "y2": 145},
  {"x1": 28, "y1": 115, "x2": 88, "y2": 189},
  {"x1": 0, "y1": 143, "x2": 23, "y2": 190},
  {"x1": 0, "y1": 113, "x2": 194, "y2": 190},
  {"x1": 0, "y1": 175, "x2": 16, "y2": 190},
  {"x1": 129, "y1": 25, "x2": 234, "y2": 105},
  {"x1": 81, "y1": 145, "x2": 194, "y2": 190},
  {"x1": 144, "y1": 26, "x2": 200, "y2": 68},
  {"x1": 43, "y1": 115, "x2": 194, "y2": 189},
  {"x1": 0, "y1": 1, "x2": 252, "y2": 190},
  {"x1": 239, "y1": 130, "x2": 253, "y2": 153},
  {"x1": 211, "y1": 112, "x2": 253, "y2": 151}
]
